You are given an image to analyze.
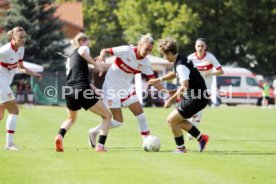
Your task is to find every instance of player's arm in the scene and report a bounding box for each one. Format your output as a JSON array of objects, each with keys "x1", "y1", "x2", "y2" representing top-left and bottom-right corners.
[
  {"x1": 164, "y1": 80, "x2": 188, "y2": 108},
  {"x1": 17, "y1": 61, "x2": 42, "y2": 81},
  {"x1": 96, "y1": 48, "x2": 110, "y2": 63},
  {"x1": 80, "y1": 48, "x2": 104, "y2": 76},
  {"x1": 148, "y1": 71, "x2": 176, "y2": 85}
]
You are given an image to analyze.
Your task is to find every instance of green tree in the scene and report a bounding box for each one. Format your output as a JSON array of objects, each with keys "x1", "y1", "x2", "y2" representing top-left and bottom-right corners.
[
  {"x1": 115, "y1": 0, "x2": 201, "y2": 55},
  {"x1": 185, "y1": 0, "x2": 276, "y2": 75},
  {"x1": 0, "y1": 0, "x2": 68, "y2": 71},
  {"x1": 83, "y1": 0, "x2": 126, "y2": 55}
]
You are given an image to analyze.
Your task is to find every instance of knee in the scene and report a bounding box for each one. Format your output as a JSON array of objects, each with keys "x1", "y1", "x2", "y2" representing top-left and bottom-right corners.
[
  {"x1": 67, "y1": 117, "x2": 77, "y2": 124},
  {"x1": 103, "y1": 112, "x2": 112, "y2": 122},
  {"x1": 166, "y1": 117, "x2": 173, "y2": 126}
]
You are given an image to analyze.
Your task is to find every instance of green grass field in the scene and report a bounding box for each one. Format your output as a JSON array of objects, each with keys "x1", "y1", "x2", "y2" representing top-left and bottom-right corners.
[{"x1": 0, "y1": 105, "x2": 275, "y2": 184}]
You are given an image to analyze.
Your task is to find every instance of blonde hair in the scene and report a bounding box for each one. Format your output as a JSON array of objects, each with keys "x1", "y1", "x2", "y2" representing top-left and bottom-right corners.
[
  {"x1": 158, "y1": 37, "x2": 178, "y2": 55},
  {"x1": 7, "y1": 26, "x2": 26, "y2": 40},
  {"x1": 73, "y1": 32, "x2": 89, "y2": 48},
  {"x1": 138, "y1": 33, "x2": 154, "y2": 46}
]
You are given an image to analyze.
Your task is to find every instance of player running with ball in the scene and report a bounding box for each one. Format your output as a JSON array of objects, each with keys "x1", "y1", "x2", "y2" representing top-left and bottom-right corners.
[{"x1": 148, "y1": 37, "x2": 209, "y2": 153}]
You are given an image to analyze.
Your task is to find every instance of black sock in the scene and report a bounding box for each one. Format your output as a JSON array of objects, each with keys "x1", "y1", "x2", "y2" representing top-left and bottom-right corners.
[
  {"x1": 98, "y1": 135, "x2": 107, "y2": 145},
  {"x1": 188, "y1": 126, "x2": 202, "y2": 141},
  {"x1": 174, "y1": 136, "x2": 185, "y2": 148},
  {"x1": 58, "y1": 128, "x2": 67, "y2": 138}
]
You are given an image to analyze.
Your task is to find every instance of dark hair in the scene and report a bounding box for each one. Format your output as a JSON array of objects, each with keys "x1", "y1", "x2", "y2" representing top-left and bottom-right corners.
[{"x1": 158, "y1": 37, "x2": 178, "y2": 55}]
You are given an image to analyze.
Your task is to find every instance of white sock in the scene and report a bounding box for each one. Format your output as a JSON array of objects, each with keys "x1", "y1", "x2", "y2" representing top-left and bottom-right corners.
[
  {"x1": 136, "y1": 113, "x2": 150, "y2": 137},
  {"x1": 6, "y1": 114, "x2": 17, "y2": 146},
  {"x1": 92, "y1": 119, "x2": 122, "y2": 134}
]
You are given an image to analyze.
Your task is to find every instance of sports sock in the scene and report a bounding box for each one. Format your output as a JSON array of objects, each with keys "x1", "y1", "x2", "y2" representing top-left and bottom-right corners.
[
  {"x1": 98, "y1": 135, "x2": 107, "y2": 145},
  {"x1": 174, "y1": 135, "x2": 185, "y2": 148},
  {"x1": 93, "y1": 119, "x2": 122, "y2": 134},
  {"x1": 136, "y1": 113, "x2": 150, "y2": 136},
  {"x1": 58, "y1": 128, "x2": 67, "y2": 138},
  {"x1": 6, "y1": 114, "x2": 17, "y2": 146},
  {"x1": 188, "y1": 125, "x2": 202, "y2": 140}
]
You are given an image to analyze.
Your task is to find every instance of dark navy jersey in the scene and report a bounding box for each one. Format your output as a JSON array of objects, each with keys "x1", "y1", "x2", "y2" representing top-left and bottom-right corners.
[
  {"x1": 173, "y1": 54, "x2": 207, "y2": 92},
  {"x1": 66, "y1": 48, "x2": 90, "y2": 88}
]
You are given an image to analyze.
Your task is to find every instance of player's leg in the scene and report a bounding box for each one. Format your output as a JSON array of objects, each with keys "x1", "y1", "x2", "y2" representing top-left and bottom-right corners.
[
  {"x1": 187, "y1": 110, "x2": 203, "y2": 140},
  {"x1": 88, "y1": 100, "x2": 112, "y2": 152},
  {"x1": 3, "y1": 100, "x2": 19, "y2": 150},
  {"x1": 0, "y1": 104, "x2": 5, "y2": 121},
  {"x1": 55, "y1": 109, "x2": 78, "y2": 152},
  {"x1": 88, "y1": 97, "x2": 123, "y2": 148},
  {"x1": 166, "y1": 109, "x2": 187, "y2": 153},
  {"x1": 128, "y1": 101, "x2": 150, "y2": 138},
  {"x1": 176, "y1": 98, "x2": 209, "y2": 152}
]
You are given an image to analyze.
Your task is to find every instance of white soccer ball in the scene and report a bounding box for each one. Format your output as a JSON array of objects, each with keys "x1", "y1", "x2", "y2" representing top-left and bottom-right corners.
[{"x1": 143, "y1": 135, "x2": 161, "y2": 152}]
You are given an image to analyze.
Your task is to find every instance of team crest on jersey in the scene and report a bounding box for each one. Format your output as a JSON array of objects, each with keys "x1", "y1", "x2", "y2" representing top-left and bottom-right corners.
[
  {"x1": 137, "y1": 63, "x2": 143, "y2": 69},
  {"x1": 107, "y1": 100, "x2": 113, "y2": 106}
]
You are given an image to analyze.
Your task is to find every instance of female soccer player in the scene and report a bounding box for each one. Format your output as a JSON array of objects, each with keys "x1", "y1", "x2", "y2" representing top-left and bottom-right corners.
[
  {"x1": 148, "y1": 37, "x2": 209, "y2": 153},
  {"x1": 88, "y1": 34, "x2": 164, "y2": 148},
  {"x1": 54, "y1": 32, "x2": 111, "y2": 152},
  {"x1": 186, "y1": 38, "x2": 224, "y2": 140},
  {"x1": 0, "y1": 26, "x2": 42, "y2": 150}
]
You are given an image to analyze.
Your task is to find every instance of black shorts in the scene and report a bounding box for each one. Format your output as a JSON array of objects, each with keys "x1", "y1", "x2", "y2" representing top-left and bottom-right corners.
[
  {"x1": 176, "y1": 93, "x2": 209, "y2": 119},
  {"x1": 65, "y1": 85, "x2": 100, "y2": 111}
]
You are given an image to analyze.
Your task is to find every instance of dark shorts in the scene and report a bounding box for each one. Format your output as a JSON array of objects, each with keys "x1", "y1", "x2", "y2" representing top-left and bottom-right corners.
[
  {"x1": 176, "y1": 93, "x2": 209, "y2": 119},
  {"x1": 65, "y1": 85, "x2": 100, "y2": 111}
]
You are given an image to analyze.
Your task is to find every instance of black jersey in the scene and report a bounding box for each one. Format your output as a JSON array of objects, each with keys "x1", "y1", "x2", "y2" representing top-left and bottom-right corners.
[
  {"x1": 66, "y1": 48, "x2": 90, "y2": 88},
  {"x1": 174, "y1": 54, "x2": 207, "y2": 92}
]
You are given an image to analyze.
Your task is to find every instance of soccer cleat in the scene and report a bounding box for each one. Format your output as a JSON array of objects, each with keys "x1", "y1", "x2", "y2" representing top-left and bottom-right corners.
[
  {"x1": 173, "y1": 147, "x2": 187, "y2": 154},
  {"x1": 5, "y1": 144, "x2": 20, "y2": 151},
  {"x1": 88, "y1": 128, "x2": 98, "y2": 148},
  {"x1": 199, "y1": 134, "x2": 209, "y2": 152},
  {"x1": 95, "y1": 144, "x2": 107, "y2": 152},
  {"x1": 186, "y1": 133, "x2": 193, "y2": 140},
  {"x1": 55, "y1": 134, "x2": 64, "y2": 152}
]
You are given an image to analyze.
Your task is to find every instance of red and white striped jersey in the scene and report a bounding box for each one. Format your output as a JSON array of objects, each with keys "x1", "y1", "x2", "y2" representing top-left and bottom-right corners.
[
  {"x1": 187, "y1": 51, "x2": 221, "y2": 90},
  {"x1": 0, "y1": 42, "x2": 24, "y2": 84},
  {"x1": 104, "y1": 45, "x2": 155, "y2": 90}
]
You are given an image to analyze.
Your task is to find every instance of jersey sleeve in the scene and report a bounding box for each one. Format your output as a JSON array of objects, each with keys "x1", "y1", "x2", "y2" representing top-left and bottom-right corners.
[
  {"x1": 208, "y1": 52, "x2": 221, "y2": 70},
  {"x1": 0, "y1": 45, "x2": 10, "y2": 60},
  {"x1": 108, "y1": 45, "x2": 129, "y2": 57},
  {"x1": 176, "y1": 65, "x2": 190, "y2": 83},
  {"x1": 78, "y1": 45, "x2": 90, "y2": 55},
  {"x1": 141, "y1": 58, "x2": 155, "y2": 79}
]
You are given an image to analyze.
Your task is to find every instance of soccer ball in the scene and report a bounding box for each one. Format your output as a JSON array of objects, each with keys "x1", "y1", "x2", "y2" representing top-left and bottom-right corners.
[{"x1": 143, "y1": 135, "x2": 161, "y2": 152}]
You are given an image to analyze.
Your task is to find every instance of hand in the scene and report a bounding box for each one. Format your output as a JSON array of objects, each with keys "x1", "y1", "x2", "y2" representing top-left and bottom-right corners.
[
  {"x1": 96, "y1": 55, "x2": 105, "y2": 63},
  {"x1": 34, "y1": 73, "x2": 43, "y2": 81},
  {"x1": 95, "y1": 64, "x2": 104, "y2": 77},
  {"x1": 164, "y1": 100, "x2": 173, "y2": 108},
  {"x1": 148, "y1": 78, "x2": 161, "y2": 85}
]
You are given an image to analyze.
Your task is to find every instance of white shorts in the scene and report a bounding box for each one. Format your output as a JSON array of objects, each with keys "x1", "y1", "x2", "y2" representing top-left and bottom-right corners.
[
  {"x1": 0, "y1": 83, "x2": 15, "y2": 103},
  {"x1": 103, "y1": 88, "x2": 139, "y2": 108}
]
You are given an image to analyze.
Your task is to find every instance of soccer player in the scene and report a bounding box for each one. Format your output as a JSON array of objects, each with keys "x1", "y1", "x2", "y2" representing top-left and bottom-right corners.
[
  {"x1": 88, "y1": 33, "x2": 165, "y2": 147},
  {"x1": 54, "y1": 32, "x2": 111, "y2": 152},
  {"x1": 186, "y1": 38, "x2": 224, "y2": 140},
  {"x1": 148, "y1": 37, "x2": 209, "y2": 153},
  {"x1": 0, "y1": 26, "x2": 42, "y2": 150}
]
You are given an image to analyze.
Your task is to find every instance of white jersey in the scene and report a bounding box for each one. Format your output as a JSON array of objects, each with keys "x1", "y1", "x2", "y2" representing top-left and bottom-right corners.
[
  {"x1": 187, "y1": 51, "x2": 221, "y2": 90},
  {"x1": 103, "y1": 45, "x2": 155, "y2": 91},
  {"x1": 0, "y1": 42, "x2": 24, "y2": 85}
]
